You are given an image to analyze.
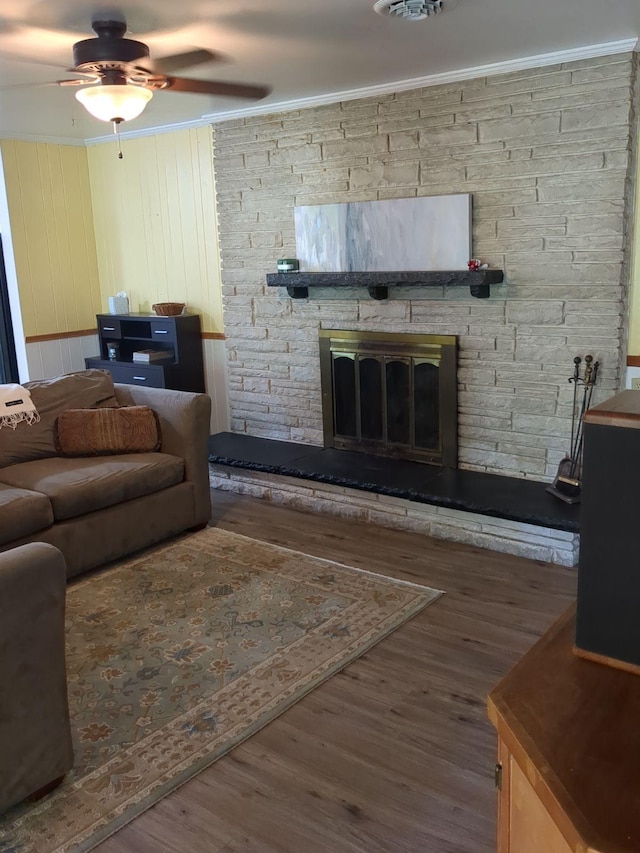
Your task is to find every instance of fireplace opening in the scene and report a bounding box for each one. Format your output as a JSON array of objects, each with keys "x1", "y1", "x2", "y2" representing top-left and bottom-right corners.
[{"x1": 319, "y1": 330, "x2": 457, "y2": 467}]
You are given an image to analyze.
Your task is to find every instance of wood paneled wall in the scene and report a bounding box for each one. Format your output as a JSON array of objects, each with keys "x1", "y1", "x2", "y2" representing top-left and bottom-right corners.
[
  {"x1": 627, "y1": 128, "x2": 640, "y2": 358},
  {"x1": 87, "y1": 126, "x2": 224, "y2": 335},
  {"x1": 0, "y1": 139, "x2": 101, "y2": 338}
]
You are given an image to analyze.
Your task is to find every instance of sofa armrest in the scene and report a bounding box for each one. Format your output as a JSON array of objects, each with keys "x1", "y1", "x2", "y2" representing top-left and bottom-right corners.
[
  {"x1": 113, "y1": 385, "x2": 212, "y2": 524},
  {"x1": 0, "y1": 543, "x2": 73, "y2": 813}
]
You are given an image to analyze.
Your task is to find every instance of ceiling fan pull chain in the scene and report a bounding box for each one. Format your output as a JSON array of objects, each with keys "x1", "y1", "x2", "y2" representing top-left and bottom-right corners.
[{"x1": 112, "y1": 119, "x2": 123, "y2": 160}]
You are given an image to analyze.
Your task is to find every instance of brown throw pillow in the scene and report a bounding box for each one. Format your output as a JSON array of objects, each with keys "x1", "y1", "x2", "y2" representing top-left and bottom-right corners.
[{"x1": 54, "y1": 406, "x2": 161, "y2": 457}]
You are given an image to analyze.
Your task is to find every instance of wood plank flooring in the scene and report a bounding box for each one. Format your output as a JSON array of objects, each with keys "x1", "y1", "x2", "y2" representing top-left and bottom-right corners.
[{"x1": 96, "y1": 491, "x2": 577, "y2": 853}]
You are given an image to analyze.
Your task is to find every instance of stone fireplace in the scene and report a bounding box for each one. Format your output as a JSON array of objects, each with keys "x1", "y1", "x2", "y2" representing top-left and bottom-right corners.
[
  {"x1": 210, "y1": 51, "x2": 637, "y2": 565},
  {"x1": 319, "y1": 329, "x2": 457, "y2": 467}
]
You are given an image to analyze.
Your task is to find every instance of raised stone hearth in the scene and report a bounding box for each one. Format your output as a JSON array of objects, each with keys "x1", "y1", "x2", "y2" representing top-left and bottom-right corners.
[{"x1": 208, "y1": 433, "x2": 579, "y2": 566}]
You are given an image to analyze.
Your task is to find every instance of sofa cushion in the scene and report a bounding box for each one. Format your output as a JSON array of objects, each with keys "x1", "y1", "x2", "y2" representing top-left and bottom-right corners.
[
  {"x1": 0, "y1": 454, "x2": 184, "y2": 522},
  {"x1": 0, "y1": 483, "x2": 54, "y2": 545},
  {"x1": 0, "y1": 370, "x2": 120, "y2": 469},
  {"x1": 55, "y1": 406, "x2": 161, "y2": 457}
]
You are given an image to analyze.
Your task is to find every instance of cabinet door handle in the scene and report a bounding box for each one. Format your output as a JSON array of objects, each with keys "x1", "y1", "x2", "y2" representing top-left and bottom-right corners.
[
  {"x1": 103, "y1": 326, "x2": 116, "y2": 331},
  {"x1": 132, "y1": 376, "x2": 148, "y2": 381},
  {"x1": 154, "y1": 330, "x2": 169, "y2": 335}
]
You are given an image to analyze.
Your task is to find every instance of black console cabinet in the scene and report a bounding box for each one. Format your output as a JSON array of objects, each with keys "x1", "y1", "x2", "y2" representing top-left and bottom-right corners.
[
  {"x1": 575, "y1": 390, "x2": 640, "y2": 675},
  {"x1": 85, "y1": 313, "x2": 205, "y2": 393}
]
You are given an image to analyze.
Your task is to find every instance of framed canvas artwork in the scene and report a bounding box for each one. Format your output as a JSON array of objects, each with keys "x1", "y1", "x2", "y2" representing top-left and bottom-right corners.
[{"x1": 294, "y1": 194, "x2": 472, "y2": 272}]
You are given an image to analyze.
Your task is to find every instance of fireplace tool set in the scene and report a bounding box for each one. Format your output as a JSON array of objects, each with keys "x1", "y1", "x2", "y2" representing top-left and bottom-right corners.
[{"x1": 546, "y1": 355, "x2": 599, "y2": 505}]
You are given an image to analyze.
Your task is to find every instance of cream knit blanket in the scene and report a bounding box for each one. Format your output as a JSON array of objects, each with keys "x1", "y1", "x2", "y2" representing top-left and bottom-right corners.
[{"x1": 0, "y1": 383, "x2": 40, "y2": 429}]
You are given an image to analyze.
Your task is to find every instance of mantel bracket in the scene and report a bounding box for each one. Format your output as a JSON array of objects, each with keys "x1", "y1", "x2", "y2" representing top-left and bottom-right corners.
[
  {"x1": 368, "y1": 285, "x2": 389, "y2": 300},
  {"x1": 470, "y1": 282, "x2": 491, "y2": 299},
  {"x1": 286, "y1": 286, "x2": 309, "y2": 299}
]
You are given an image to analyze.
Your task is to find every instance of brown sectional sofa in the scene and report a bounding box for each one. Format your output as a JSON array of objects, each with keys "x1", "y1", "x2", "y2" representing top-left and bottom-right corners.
[
  {"x1": 0, "y1": 542, "x2": 73, "y2": 814},
  {"x1": 0, "y1": 370, "x2": 212, "y2": 578},
  {"x1": 0, "y1": 371, "x2": 212, "y2": 814}
]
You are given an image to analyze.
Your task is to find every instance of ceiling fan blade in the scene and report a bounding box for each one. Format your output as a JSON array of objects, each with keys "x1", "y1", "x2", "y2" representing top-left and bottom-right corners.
[
  {"x1": 142, "y1": 49, "x2": 220, "y2": 75},
  {"x1": 2, "y1": 55, "x2": 71, "y2": 70},
  {"x1": 0, "y1": 80, "x2": 61, "y2": 92},
  {"x1": 162, "y1": 76, "x2": 270, "y2": 100},
  {"x1": 57, "y1": 77, "x2": 97, "y2": 86}
]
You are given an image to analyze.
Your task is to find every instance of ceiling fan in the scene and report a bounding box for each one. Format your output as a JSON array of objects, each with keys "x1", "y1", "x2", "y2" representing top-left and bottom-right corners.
[{"x1": 33, "y1": 15, "x2": 270, "y2": 127}]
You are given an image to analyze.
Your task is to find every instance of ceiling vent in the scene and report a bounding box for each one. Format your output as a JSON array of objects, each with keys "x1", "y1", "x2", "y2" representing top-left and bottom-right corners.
[{"x1": 373, "y1": 0, "x2": 443, "y2": 21}]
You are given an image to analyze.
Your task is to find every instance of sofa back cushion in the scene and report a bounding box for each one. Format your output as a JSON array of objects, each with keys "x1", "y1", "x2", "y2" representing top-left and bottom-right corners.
[{"x1": 0, "y1": 370, "x2": 119, "y2": 468}]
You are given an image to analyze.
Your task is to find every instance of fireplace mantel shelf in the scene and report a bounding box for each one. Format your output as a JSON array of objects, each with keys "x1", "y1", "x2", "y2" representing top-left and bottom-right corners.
[{"x1": 266, "y1": 269, "x2": 504, "y2": 300}]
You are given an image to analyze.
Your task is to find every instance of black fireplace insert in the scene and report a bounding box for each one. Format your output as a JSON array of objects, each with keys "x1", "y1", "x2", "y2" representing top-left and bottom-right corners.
[{"x1": 319, "y1": 330, "x2": 457, "y2": 467}]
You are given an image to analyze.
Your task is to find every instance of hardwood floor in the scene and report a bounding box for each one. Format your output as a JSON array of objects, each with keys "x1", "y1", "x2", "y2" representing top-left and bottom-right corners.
[{"x1": 96, "y1": 491, "x2": 576, "y2": 853}]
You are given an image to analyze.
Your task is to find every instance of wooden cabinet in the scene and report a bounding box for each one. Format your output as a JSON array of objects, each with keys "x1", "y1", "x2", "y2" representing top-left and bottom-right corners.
[
  {"x1": 86, "y1": 313, "x2": 205, "y2": 393},
  {"x1": 488, "y1": 607, "x2": 640, "y2": 853},
  {"x1": 496, "y1": 742, "x2": 572, "y2": 853}
]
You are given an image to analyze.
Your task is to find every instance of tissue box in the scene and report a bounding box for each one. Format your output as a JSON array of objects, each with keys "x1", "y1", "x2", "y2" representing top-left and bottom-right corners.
[{"x1": 108, "y1": 296, "x2": 129, "y2": 315}]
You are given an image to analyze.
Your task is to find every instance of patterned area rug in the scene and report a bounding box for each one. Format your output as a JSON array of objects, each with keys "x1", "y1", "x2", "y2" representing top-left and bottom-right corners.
[{"x1": 0, "y1": 527, "x2": 441, "y2": 853}]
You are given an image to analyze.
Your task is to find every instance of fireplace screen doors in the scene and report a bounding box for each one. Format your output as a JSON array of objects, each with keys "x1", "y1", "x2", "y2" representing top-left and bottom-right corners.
[{"x1": 319, "y1": 330, "x2": 457, "y2": 467}]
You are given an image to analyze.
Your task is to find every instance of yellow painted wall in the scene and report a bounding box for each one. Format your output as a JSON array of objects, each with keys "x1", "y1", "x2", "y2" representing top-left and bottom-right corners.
[
  {"x1": 0, "y1": 139, "x2": 101, "y2": 337},
  {"x1": 627, "y1": 126, "x2": 640, "y2": 356},
  {"x1": 87, "y1": 126, "x2": 223, "y2": 334}
]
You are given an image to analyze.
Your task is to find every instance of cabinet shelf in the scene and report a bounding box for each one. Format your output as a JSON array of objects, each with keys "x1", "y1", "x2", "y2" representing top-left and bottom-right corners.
[
  {"x1": 86, "y1": 313, "x2": 205, "y2": 392},
  {"x1": 266, "y1": 269, "x2": 504, "y2": 300}
]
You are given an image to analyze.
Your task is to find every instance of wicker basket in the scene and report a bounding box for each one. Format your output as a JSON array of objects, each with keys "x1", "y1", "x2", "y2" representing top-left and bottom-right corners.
[{"x1": 152, "y1": 302, "x2": 185, "y2": 316}]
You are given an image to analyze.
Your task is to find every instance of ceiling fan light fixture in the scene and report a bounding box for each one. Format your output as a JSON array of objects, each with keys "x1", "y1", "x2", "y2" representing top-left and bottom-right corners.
[
  {"x1": 374, "y1": 0, "x2": 443, "y2": 21},
  {"x1": 75, "y1": 83, "x2": 153, "y2": 123}
]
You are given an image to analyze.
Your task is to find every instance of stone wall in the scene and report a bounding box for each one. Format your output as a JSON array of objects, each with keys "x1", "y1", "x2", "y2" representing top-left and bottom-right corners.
[{"x1": 213, "y1": 52, "x2": 638, "y2": 481}]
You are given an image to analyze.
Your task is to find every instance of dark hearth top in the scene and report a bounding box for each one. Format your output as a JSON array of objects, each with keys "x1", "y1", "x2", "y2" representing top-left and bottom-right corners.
[
  {"x1": 208, "y1": 432, "x2": 579, "y2": 533},
  {"x1": 265, "y1": 269, "x2": 504, "y2": 300}
]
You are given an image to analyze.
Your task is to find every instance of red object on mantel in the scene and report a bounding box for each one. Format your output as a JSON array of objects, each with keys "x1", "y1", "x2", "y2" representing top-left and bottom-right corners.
[{"x1": 467, "y1": 259, "x2": 480, "y2": 271}]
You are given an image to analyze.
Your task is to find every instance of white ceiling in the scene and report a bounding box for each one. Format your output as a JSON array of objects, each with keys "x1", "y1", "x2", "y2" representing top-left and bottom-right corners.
[{"x1": 0, "y1": 0, "x2": 638, "y2": 144}]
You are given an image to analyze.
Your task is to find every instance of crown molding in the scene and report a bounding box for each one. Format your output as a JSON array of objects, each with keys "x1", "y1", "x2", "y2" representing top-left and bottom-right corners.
[
  {"x1": 201, "y1": 38, "x2": 638, "y2": 125},
  {"x1": 13, "y1": 37, "x2": 639, "y2": 146},
  {"x1": 84, "y1": 115, "x2": 211, "y2": 146},
  {"x1": 0, "y1": 130, "x2": 85, "y2": 146}
]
